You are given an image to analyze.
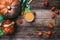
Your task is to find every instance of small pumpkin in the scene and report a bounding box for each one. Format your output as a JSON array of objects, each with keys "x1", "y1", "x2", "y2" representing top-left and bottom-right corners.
[
  {"x1": 0, "y1": 0, "x2": 21, "y2": 18},
  {"x1": 1, "y1": 20, "x2": 15, "y2": 34}
]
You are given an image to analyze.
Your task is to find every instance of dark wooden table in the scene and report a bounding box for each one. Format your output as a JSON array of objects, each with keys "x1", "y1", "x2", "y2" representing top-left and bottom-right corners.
[{"x1": 0, "y1": 0, "x2": 60, "y2": 40}]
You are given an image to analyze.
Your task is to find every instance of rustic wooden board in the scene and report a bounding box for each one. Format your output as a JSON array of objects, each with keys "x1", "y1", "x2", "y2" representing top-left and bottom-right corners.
[
  {"x1": 0, "y1": 0, "x2": 60, "y2": 40},
  {"x1": 31, "y1": 0, "x2": 60, "y2": 9},
  {"x1": 0, "y1": 10, "x2": 60, "y2": 40}
]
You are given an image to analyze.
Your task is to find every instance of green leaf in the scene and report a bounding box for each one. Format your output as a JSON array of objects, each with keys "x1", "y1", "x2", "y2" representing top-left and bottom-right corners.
[
  {"x1": 0, "y1": 14, "x2": 4, "y2": 26},
  {"x1": 24, "y1": 5, "x2": 30, "y2": 13},
  {"x1": 0, "y1": 14, "x2": 4, "y2": 20},
  {"x1": 0, "y1": 28, "x2": 4, "y2": 36}
]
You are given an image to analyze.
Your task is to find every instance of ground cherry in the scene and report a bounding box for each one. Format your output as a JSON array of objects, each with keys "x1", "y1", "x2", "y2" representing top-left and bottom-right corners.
[
  {"x1": 51, "y1": 14, "x2": 56, "y2": 19},
  {"x1": 48, "y1": 23, "x2": 54, "y2": 29},
  {"x1": 18, "y1": 19, "x2": 23, "y2": 24},
  {"x1": 45, "y1": 34, "x2": 50, "y2": 38},
  {"x1": 37, "y1": 31, "x2": 43, "y2": 36},
  {"x1": 43, "y1": 1, "x2": 49, "y2": 6},
  {"x1": 47, "y1": 31, "x2": 51, "y2": 35},
  {"x1": 51, "y1": 6, "x2": 56, "y2": 11},
  {"x1": 55, "y1": 10, "x2": 59, "y2": 15}
]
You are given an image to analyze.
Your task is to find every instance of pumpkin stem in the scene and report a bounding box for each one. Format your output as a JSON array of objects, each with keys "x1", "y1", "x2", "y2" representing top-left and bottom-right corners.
[{"x1": 7, "y1": 6, "x2": 11, "y2": 10}]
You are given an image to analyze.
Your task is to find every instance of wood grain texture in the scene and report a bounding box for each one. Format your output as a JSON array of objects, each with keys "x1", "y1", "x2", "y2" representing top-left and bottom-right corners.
[
  {"x1": 0, "y1": 0, "x2": 60, "y2": 40},
  {"x1": 31, "y1": 0, "x2": 60, "y2": 9}
]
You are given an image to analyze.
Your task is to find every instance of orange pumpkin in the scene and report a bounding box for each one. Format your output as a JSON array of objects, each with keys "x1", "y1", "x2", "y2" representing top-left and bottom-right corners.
[
  {"x1": 0, "y1": 0, "x2": 21, "y2": 18},
  {"x1": 1, "y1": 20, "x2": 15, "y2": 34}
]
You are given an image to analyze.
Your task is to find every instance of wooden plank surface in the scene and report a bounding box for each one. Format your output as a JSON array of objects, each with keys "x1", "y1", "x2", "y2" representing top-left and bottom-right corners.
[
  {"x1": 0, "y1": 10, "x2": 60, "y2": 40},
  {"x1": 0, "y1": 0, "x2": 60, "y2": 40},
  {"x1": 17, "y1": 10, "x2": 60, "y2": 26},
  {"x1": 31, "y1": 0, "x2": 60, "y2": 9}
]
